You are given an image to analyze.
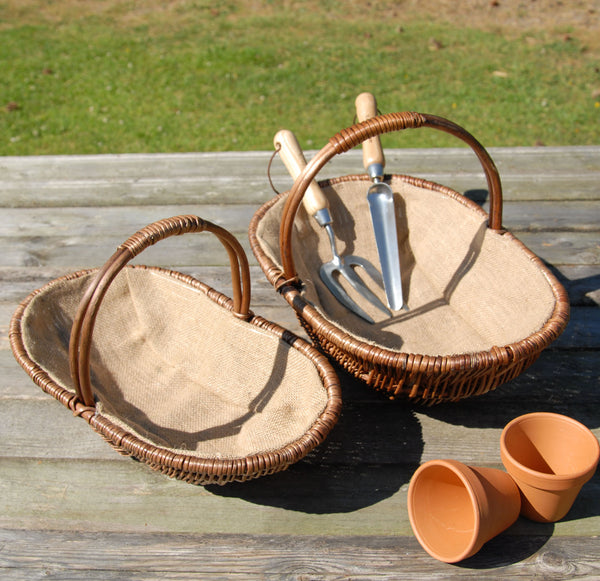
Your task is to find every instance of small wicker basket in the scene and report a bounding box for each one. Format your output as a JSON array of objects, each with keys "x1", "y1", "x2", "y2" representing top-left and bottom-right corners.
[
  {"x1": 10, "y1": 215, "x2": 342, "y2": 484},
  {"x1": 249, "y1": 112, "x2": 570, "y2": 404}
]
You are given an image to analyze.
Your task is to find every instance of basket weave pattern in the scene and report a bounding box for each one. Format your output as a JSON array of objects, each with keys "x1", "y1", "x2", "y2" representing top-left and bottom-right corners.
[
  {"x1": 249, "y1": 114, "x2": 570, "y2": 404},
  {"x1": 11, "y1": 215, "x2": 342, "y2": 484}
]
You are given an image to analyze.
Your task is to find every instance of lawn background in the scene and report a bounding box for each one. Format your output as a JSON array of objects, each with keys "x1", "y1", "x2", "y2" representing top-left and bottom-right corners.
[{"x1": 1, "y1": 0, "x2": 599, "y2": 154}]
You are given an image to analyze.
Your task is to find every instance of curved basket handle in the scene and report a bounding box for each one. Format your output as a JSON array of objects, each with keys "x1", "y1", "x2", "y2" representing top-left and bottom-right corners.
[
  {"x1": 68, "y1": 215, "x2": 251, "y2": 407},
  {"x1": 279, "y1": 112, "x2": 503, "y2": 282}
]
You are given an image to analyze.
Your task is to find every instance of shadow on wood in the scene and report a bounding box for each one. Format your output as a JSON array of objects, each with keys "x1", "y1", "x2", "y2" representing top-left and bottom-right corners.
[
  {"x1": 416, "y1": 350, "x2": 600, "y2": 431},
  {"x1": 207, "y1": 373, "x2": 424, "y2": 513},
  {"x1": 457, "y1": 525, "x2": 554, "y2": 569},
  {"x1": 463, "y1": 188, "x2": 489, "y2": 206}
]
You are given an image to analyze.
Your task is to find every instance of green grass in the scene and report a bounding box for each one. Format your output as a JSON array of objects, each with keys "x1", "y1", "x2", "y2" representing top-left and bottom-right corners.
[{"x1": 1, "y1": 2, "x2": 599, "y2": 154}]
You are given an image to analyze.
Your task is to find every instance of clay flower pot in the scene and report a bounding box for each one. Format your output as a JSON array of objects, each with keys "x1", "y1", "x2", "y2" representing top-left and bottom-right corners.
[
  {"x1": 407, "y1": 459, "x2": 521, "y2": 563},
  {"x1": 501, "y1": 412, "x2": 600, "y2": 523}
]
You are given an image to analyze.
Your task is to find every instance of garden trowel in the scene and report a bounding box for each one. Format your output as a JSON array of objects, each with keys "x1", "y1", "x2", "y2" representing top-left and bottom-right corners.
[{"x1": 355, "y1": 92, "x2": 406, "y2": 311}]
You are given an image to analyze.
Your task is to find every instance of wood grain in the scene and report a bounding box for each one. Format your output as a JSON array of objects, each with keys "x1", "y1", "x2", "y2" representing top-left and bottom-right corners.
[
  {"x1": 0, "y1": 147, "x2": 598, "y2": 580},
  {"x1": 1, "y1": 147, "x2": 599, "y2": 208},
  {"x1": 1, "y1": 529, "x2": 600, "y2": 580}
]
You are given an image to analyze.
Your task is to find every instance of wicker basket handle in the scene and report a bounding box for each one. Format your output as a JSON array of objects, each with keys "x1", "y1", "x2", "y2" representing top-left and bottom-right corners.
[
  {"x1": 68, "y1": 215, "x2": 251, "y2": 407},
  {"x1": 279, "y1": 112, "x2": 503, "y2": 283}
]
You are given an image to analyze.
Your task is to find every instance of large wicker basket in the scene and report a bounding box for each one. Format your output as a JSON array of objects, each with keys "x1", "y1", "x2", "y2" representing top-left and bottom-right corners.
[
  {"x1": 10, "y1": 215, "x2": 342, "y2": 484},
  {"x1": 249, "y1": 112, "x2": 570, "y2": 404}
]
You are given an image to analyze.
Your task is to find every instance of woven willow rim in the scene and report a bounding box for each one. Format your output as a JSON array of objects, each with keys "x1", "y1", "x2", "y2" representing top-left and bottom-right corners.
[
  {"x1": 250, "y1": 173, "x2": 569, "y2": 367},
  {"x1": 10, "y1": 216, "x2": 342, "y2": 484},
  {"x1": 249, "y1": 112, "x2": 570, "y2": 403}
]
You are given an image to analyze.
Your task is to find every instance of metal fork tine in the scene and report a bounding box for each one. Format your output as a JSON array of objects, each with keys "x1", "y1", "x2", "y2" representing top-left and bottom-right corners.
[
  {"x1": 339, "y1": 263, "x2": 390, "y2": 317},
  {"x1": 320, "y1": 265, "x2": 375, "y2": 324},
  {"x1": 345, "y1": 255, "x2": 385, "y2": 286}
]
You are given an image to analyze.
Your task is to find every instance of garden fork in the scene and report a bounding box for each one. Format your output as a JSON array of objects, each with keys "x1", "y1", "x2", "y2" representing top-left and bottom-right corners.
[{"x1": 274, "y1": 129, "x2": 390, "y2": 324}]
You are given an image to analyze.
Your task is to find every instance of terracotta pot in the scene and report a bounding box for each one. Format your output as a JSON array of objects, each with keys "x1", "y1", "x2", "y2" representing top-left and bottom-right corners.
[
  {"x1": 407, "y1": 459, "x2": 521, "y2": 563},
  {"x1": 501, "y1": 412, "x2": 600, "y2": 523}
]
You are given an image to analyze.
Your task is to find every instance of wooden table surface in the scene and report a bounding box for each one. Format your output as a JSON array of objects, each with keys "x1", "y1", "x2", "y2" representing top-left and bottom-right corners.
[{"x1": 1, "y1": 145, "x2": 599, "y2": 579}]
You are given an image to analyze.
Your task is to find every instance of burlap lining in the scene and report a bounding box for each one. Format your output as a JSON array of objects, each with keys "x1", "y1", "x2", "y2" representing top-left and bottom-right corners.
[
  {"x1": 255, "y1": 176, "x2": 556, "y2": 356},
  {"x1": 21, "y1": 268, "x2": 327, "y2": 459}
]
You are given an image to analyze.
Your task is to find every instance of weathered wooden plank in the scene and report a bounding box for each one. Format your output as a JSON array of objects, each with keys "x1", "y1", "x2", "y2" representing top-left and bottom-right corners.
[
  {"x1": 8, "y1": 321, "x2": 584, "y2": 408},
  {"x1": 2, "y1": 234, "x2": 255, "y2": 269},
  {"x1": 553, "y1": 307, "x2": 600, "y2": 348},
  {"x1": 2, "y1": 347, "x2": 598, "y2": 462},
  {"x1": 1, "y1": 263, "x2": 598, "y2": 306},
  {"x1": 1, "y1": 147, "x2": 598, "y2": 208},
  {"x1": 0, "y1": 265, "x2": 286, "y2": 305},
  {"x1": 2, "y1": 147, "x2": 598, "y2": 183},
  {"x1": 496, "y1": 200, "x2": 600, "y2": 232},
  {"x1": 5, "y1": 326, "x2": 593, "y2": 398},
  {"x1": 0, "y1": 457, "x2": 597, "y2": 539},
  {"x1": 553, "y1": 264, "x2": 600, "y2": 306},
  {"x1": 0, "y1": 151, "x2": 278, "y2": 208},
  {"x1": 2, "y1": 230, "x2": 597, "y2": 269},
  {"x1": 2, "y1": 301, "x2": 599, "y2": 393},
  {"x1": 2, "y1": 298, "x2": 599, "y2": 367},
  {"x1": 1, "y1": 200, "x2": 598, "y2": 240},
  {"x1": 0, "y1": 205, "x2": 259, "y2": 238},
  {"x1": 515, "y1": 231, "x2": 600, "y2": 266},
  {"x1": 0, "y1": 457, "x2": 416, "y2": 536},
  {"x1": 1, "y1": 528, "x2": 599, "y2": 580},
  {"x1": 4, "y1": 171, "x2": 598, "y2": 207},
  {"x1": 0, "y1": 146, "x2": 598, "y2": 580},
  {"x1": 1, "y1": 386, "x2": 598, "y2": 470}
]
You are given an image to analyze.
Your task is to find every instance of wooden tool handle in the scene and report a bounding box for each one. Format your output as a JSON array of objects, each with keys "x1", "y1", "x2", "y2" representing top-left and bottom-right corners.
[
  {"x1": 274, "y1": 129, "x2": 329, "y2": 217},
  {"x1": 278, "y1": 112, "x2": 504, "y2": 282},
  {"x1": 355, "y1": 92, "x2": 385, "y2": 172}
]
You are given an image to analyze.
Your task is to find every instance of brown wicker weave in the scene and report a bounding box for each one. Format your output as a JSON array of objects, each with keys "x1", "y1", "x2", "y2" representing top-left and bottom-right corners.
[
  {"x1": 249, "y1": 112, "x2": 570, "y2": 404},
  {"x1": 10, "y1": 215, "x2": 342, "y2": 484}
]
